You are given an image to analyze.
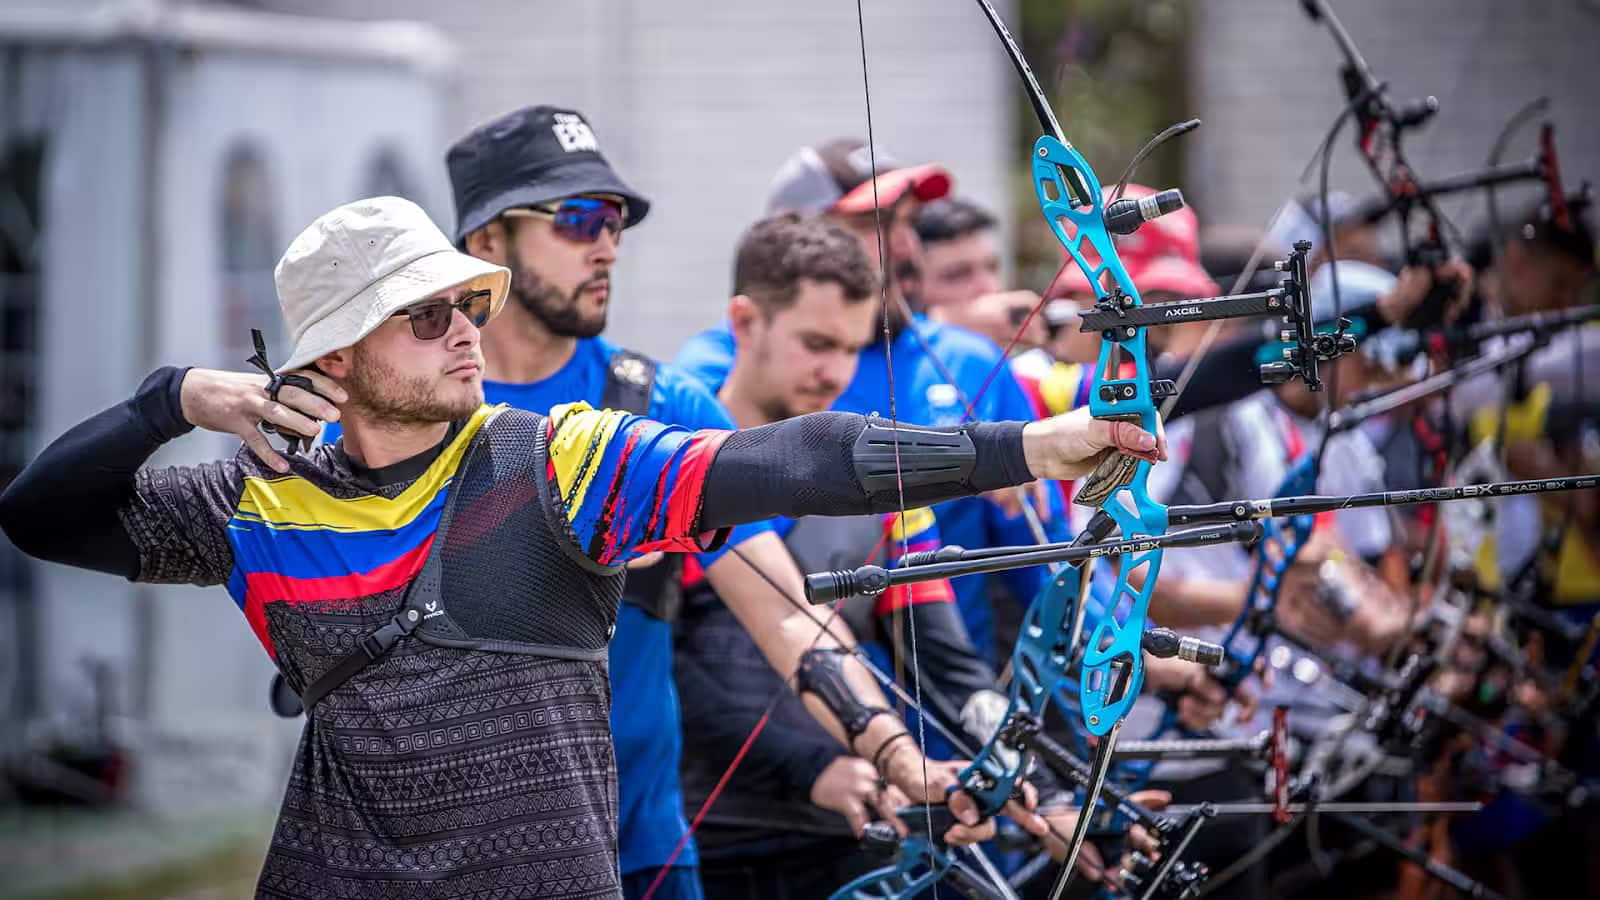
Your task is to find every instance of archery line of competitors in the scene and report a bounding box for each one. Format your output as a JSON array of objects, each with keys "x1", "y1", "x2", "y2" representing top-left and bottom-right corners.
[{"x1": 1, "y1": 100, "x2": 1594, "y2": 900}]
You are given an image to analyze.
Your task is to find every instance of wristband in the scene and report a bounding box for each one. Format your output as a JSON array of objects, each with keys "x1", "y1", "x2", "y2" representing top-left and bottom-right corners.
[{"x1": 871, "y1": 731, "x2": 916, "y2": 776}]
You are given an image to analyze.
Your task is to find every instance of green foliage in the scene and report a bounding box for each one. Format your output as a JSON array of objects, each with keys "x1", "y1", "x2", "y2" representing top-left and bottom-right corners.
[{"x1": 1011, "y1": 0, "x2": 1191, "y2": 285}]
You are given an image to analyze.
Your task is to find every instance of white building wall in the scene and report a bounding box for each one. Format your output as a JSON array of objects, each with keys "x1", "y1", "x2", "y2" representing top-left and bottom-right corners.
[
  {"x1": 1187, "y1": 0, "x2": 1600, "y2": 243},
  {"x1": 147, "y1": 48, "x2": 450, "y2": 729},
  {"x1": 250, "y1": 0, "x2": 1017, "y2": 359}
]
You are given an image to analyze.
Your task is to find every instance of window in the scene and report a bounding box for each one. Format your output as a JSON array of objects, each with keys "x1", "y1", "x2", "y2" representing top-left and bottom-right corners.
[
  {"x1": 0, "y1": 135, "x2": 45, "y2": 719},
  {"x1": 218, "y1": 143, "x2": 282, "y2": 369}
]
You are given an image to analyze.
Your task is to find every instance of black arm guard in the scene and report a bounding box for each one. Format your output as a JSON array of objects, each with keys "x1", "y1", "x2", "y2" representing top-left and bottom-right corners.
[
  {"x1": 699, "y1": 412, "x2": 1029, "y2": 529},
  {"x1": 853, "y1": 418, "x2": 977, "y2": 504},
  {"x1": 795, "y1": 647, "x2": 892, "y2": 742}
]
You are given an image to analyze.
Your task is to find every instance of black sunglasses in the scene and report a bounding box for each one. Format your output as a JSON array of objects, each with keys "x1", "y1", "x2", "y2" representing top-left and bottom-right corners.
[{"x1": 391, "y1": 289, "x2": 493, "y2": 340}]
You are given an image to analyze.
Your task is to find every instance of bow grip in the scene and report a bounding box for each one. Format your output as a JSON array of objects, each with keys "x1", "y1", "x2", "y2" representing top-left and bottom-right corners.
[
  {"x1": 860, "y1": 821, "x2": 901, "y2": 856},
  {"x1": 1072, "y1": 413, "x2": 1147, "y2": 507}
]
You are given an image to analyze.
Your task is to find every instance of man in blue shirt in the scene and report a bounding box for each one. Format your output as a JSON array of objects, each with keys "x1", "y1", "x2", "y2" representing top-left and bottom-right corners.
[
  {"x1": 676, "y1": 139, "x2": 1070, "y2": 666},
  {"x1": 436, "y1": 106, "x2": 1005, "y2": 899},
  {"x1": 674, "y1": 212, "x2": 1107, "y2": 897}
]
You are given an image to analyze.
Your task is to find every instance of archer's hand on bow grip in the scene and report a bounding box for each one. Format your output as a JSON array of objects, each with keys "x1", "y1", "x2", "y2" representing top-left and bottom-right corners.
[
  {"x1": 1074, "y1": 414, "x2": 1170, "y2": 506},
  {"x1": 1021, "y1": 406, "x2": 1166, "y2": 484},
  {"x1": 893, "y1": 760, "x2": 1046, "y2": 846}
]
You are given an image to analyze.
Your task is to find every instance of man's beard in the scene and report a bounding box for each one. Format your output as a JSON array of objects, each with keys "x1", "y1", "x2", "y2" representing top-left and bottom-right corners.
[
  {"x1": 757, "y1": 393, "x2": 804, "y2": 424},
  {"x1": 865, "y1": 258, "x2": 919, "y2": 343},
  {"x1": 346, "y1": 343, "x2": 482, "y2": 426},
  {"x1": 746, "y1": 340, "x2": 825, "y2": 423},
  {"x1": 507, "y1": 244, "x2": 609, "y2": 338},
  {"x1": 894, "y1": 257, "x2": 922, "y2": 311},
  {"x1": 866, "y1": 291, "x2": 913, "y2": 345},
  {"x1": 746, "y1": 342, "x2": 798, "y2": 423}
]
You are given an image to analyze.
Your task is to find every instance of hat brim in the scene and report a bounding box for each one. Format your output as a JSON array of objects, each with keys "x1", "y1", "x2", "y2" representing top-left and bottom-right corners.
[
  {"x1": 277, "y1": 249, "x2": 510, "y2": 373},
  {"x1": 453, "y1": 157, "x2": 651, "y2": 245},
  {"x1": 832, "y1": 163, "x2": 952, "y2": 214},
  {"x1": 1127, "y1": 257, "x2": 1221, "y2": 300},
  {"x1": 1046, "y1": 260, "x2": 1099, "y2": 300}
]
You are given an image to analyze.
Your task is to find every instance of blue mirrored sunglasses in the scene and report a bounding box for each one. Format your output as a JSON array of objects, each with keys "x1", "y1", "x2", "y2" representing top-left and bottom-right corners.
[{"x1": 503, "y1": 196, "x2": 627, "y2": 243}]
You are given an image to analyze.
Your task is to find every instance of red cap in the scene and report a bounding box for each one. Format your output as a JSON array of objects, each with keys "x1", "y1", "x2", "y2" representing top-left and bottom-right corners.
[
  {"x1": 1111, "y1": 184, "x2": 1201, "y2": 262},
  {"x1": 832, "y1": 163, "x2": 953, "y2": 214},
  {"x1": 1046, "y1": 260, "x2": 1099, "y2": 301},
  {"x1": 1126, "y1": 254, "x2": 1220, "y2": 299},
  {"x1": 1044, "y1": 183, "x2": 1215, "y2": 301},
  {"x1": 767, "y1": 139, "x2": 954, "y2": 216}
]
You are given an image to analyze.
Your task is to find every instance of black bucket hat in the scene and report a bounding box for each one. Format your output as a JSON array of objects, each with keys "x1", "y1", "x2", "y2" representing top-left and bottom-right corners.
[{"x1": 447, "y1": 105, "x2": 651, "y2": 246}]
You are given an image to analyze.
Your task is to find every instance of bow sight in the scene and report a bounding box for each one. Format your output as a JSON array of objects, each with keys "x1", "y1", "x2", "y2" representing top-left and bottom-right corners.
[
  {"x1": 1354, "y1": 123, "x2": 1567, "y2": 228},
  {"x1": 1074, "y1": 240, "x2": 1355, "y2": 394}
]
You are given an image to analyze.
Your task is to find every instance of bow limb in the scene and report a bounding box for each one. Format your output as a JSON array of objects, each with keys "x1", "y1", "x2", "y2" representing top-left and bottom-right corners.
[
  {"x1": 842, "y1": 5, "x2": 1096, "y2": 887},
  {"x1": 1483, "y1": 96, "x2": 1551, "y2": 290},
  {"x1": 828, "y1": 834, "x2": 959, "y2": 900},
  {"x1": 1214, "y1": 319, "x2": 1580, "y2": 719},
  {"x1": 831, "y1": 832, "x2": 1019, "y2": 900},
  {"x1": 1203, "y1": 458, "x2": 1319, "y2": 716},
  {"x1": 964, "y1": 2, "x2": 1171, "y2": 889}
]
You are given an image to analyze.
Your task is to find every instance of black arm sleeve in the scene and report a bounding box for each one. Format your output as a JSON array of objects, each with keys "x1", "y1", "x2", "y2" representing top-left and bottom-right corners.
[
  {"x1": 0, "y1": 367, "x2": 194, "y2": 578},
  {"x1": 1155, "y1": 332, "x2": 1271, "y2": 421},
  {"x1": 700, "y1": 413, "x2": 1030, "y2": 531}
]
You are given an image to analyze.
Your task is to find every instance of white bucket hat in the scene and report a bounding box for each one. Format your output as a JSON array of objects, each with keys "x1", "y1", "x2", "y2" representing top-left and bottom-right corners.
[{"x1": 273, "y1": 196, "x2": 511, "y2": 373}]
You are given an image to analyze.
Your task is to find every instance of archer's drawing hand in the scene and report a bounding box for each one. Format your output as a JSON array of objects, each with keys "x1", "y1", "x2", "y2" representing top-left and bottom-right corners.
[
  {"x1": 1378, "y1": 259, "x2": 1474, "y2": 328},
  {"x1": 1023, "y1": 406, "x2": 1167, "y2": 481},
  {"x1": 180, "y1": 368, "x2": 345, "y2": 473}
]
